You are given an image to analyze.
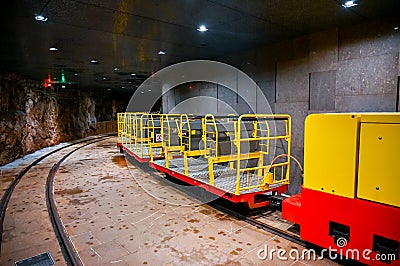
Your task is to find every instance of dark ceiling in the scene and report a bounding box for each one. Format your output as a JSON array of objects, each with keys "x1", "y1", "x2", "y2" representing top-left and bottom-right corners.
[{"x1": 0, "y1": 0, "x2": 399, "y2": 92}]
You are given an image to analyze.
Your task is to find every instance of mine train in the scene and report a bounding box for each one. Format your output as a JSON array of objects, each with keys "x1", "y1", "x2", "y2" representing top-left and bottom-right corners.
[{"x1": 117, "y1": 112, "x2": 400, "y2": 265}]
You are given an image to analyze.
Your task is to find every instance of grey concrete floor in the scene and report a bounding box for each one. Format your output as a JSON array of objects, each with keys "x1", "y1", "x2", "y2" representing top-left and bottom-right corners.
[{"x1": 0, "y1": 137, "x2": 340, "y2": 266}]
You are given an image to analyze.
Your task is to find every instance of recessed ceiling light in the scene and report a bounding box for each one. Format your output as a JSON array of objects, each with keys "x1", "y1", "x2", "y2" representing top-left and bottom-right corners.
[
  {"x1": 131, "y1": 73, "x2": 136, "y2": 76},
  {"x1": 121, "y1": 86, "x2": 125, "y2": 89},
  {"x1": 141, "y1": 91, "x2": 144, "y2": 93},
  {"x1": 61, "y1": 85, "x2": 66, "y2": 89},
  {"x1": 114, "y1": 67, "x2": 120, "y2": 71},
  {"x1": 35, "y1": 15, "x2": 48, "y2": 22},
  {"x1": 197, "y1": 25, "x2": 208, "y2": 32},
  {"x1": 74, "y1": 73, "x2": 79, "y2": 76},
  {"x1": 394, "y1": 26, "x2": 399, "y2": 31},
  {"x1": 90, "y1": 59, "x2": 98, "y2": 64},
  {"x1": 342, "y1": 0, "x2": 358, "y2": 8},
  {"x1": 158, "y1": 51, "x2": 166, "y2": 55},
  {"x1": 108, "y1": 89, "x2": 111, "y2": 91},
  {"x1": 148, "y1": 89, "x2": 152, "y2": 92},
  {"x1": 49, "y1": 47, "x2": 58, "y2": 51},
  {"x1": 102, "y1": 76, "x2": 108, "y2": 80}
]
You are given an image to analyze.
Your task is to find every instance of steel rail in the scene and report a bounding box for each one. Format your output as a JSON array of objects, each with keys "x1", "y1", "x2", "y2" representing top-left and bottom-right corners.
[
  {"x1": 0, "y1": 134, "x2": 113, "y2": 263},
  {"x1": 46, "y1": 136, "x2": 113, "y2": 265}
]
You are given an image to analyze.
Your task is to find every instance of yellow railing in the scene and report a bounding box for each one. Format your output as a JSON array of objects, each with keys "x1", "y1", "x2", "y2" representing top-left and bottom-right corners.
[
  {"x1": 162, "y1": 114, "x2": 183, "y2": 167},
  {"x1": 123, "y1": 112, "x2": 135, "y2": 149},
  {"x1": 181, "y1": 115, "x2": 205, "y2": 175},
  {"x1": 203, "y1": 114, "x2": 292, "y2": 194},
  {"x1": 147, "y1": 113, "x2": 163, "y2": 161},
  {"x1": 118, "y1": 112, "x2": 292, "y2": 195},
  {"x1": 117, "y1": 112, "x2": 124, "y2": 142},
  {"x1": 203, "y1": 114, "x2": 219, "y2": 158},
  {"x1": 234, "y1": 114, "x2": 291, "y2": 194}
]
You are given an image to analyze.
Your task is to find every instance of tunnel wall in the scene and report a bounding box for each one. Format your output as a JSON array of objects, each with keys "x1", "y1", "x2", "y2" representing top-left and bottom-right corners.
[
  {"x1": 220, "y1": 18, "x2": 399, "y2": 194},
  {"x1": 164, "y1": 18, "x2": 400, "y2": 194},
  {"x1": 0, "y1": 71, "x2": 128, "y2": 166}
]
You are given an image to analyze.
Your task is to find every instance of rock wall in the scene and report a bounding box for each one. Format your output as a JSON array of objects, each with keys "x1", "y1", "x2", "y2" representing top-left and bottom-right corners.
[{"x1": 0, "y1": 72, "x2": 129, "y2": 166}]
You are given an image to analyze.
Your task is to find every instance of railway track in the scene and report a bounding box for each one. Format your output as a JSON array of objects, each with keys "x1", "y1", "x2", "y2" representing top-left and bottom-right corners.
[
  {"x1": 210, "y1": 201, "x2": 305, "y2": 246},
  {"x1": 128, "y1": 155, "x2": 306, "y2": 248},
  {"x1": 0, "y1": 134, "x2": 114, "y2": 265}
]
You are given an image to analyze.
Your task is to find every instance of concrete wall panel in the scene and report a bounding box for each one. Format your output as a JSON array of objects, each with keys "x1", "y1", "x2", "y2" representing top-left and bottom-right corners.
[
  {"x1": 238, "y1": 74, "x2": 256, "y2": 104},
  {"x1": 339, "y1": 20, "x2": 400, "y2": 61},
  {"x1": 275, "y1": 102, "x2": 308, "y2": 149},
  {"x1": 335, "y1": 94, "x2": 396, "y2": 112},
  {"x1": 276, "y1": 58, "x2": 309, "y2": 103},
  {"x1": 336, "y1": 53, "x2": 398, "y2": 96},
  {"x1": 309, "y1": 28, "x2": 338, "y2": 72},
  {"x1": 272, "y1": 35, "x2": 309, "y2": 61},
  {"x1": 257, "y1": 81, "x2": 275, "y2": 113},
  {"x1": 218, "y1": 85, "x2": 236, "y2": 107},
  {"x1": 310, "y1": 70, "x2": 336, "y2": 111}
]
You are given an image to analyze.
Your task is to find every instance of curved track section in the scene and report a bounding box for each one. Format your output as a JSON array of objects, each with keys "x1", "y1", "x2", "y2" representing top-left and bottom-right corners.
[
  {"x1": 46, "y1": 137, "x2": 112, "y2": 265},
  {"x1": 133, "y1": 159, "x2": 306, "y2": 247},
  {"x1": 210, "y1": 202, "x2": 305, "y2": 246},
  {"x1": 0, "y1": 134, "x2": 113, "y2": 265}
]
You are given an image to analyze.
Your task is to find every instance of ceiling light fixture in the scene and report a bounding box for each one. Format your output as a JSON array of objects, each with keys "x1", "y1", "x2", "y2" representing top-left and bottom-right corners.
[
  {"x1": 102, "y1": 76, "x2": 108, "y2": 80},
  {"x1": 197, "y1": 25, "x2": 208, "y2": 32},
  {"x1": 131, "y1": 73, "x2": 136, "y2": 76},
  {"x1": 158, "y1": 51, "x2": 166, "y2": 55},
  {"x1": 114, "y1": 67, "x2": 120, "y2": 71},
  {"x1": 35, "y1": 15, "x2": 48, "y2": 22},
  {"x1": 121, "y1": 86, "x2": 125, "y2": 89},
  {"x1": 394, "y1": 26, "x2": 399, "y2": 31},
  {"x1": 90, "y1": 59, "x2": 98, "y2": 64},
  {"x1": 342, "y1": 0, "x2": 358, "y2": 8},
  {"x1": 74, "y1": 73, "x2": 79, "y2": 76},
  {"x1": 49, "y1": 47, "x2": 58, "y2": 51}
]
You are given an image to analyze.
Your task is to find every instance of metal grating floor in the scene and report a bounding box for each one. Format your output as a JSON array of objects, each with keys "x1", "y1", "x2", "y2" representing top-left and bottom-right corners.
[
  {"x1": 122, "y1": 143, "x2": 163, "y2": 159},
  {"x1": 153, "y1": 157, "x2": 276, "y2": 194},
  {"x1": 15, "y1": 252, "x2": 54, "y2": 266}
]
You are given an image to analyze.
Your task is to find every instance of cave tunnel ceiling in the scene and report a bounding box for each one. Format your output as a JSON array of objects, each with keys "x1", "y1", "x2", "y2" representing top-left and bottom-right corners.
[{"x1": 0, "y1": 0, "x2": 398, "y2": 92}]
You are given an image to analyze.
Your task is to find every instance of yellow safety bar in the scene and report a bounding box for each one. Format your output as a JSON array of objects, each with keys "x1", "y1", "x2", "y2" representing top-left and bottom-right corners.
[
  {"x1": 123, "y1": 112, "x2": 135, "y2": 149},
  {"x1": 147, "y1": 113, "x2": 163, "y2": 161},
  {"x1": 162, "y1": 114, "x2": 183, "y2": 167},
  {"x1": 180, "y1": 114, "x2": 191, "y2": 152},
  {"x1": 234, "y1": 114, "x2": 291, "y2": 194},
  {"x1": 180, "y1": 115, "x2": 205, "y2": 175},
  {"x1": 118, "y1": 112, "x2": 292, "y2": 196},
  {"x1": 117, "y1": 112, "x2": 124, "y2": 143},
  {"x1": 203, "y1": 114, "x2": 292, "y2": 194},
  {"x1": 203, "y1": 114, "x2": 219, "y2": 158}
]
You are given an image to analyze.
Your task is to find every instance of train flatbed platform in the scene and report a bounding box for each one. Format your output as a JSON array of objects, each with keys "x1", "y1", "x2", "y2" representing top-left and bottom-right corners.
[
  {"x1": 119, "y1": 142, "x2": 163, "y2": 163},
  {"x1": 150, "y1": 157, "x2": 288, "y2": 208}
]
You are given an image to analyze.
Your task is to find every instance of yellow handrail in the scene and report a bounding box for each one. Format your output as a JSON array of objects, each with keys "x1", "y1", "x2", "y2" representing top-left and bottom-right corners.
[{"x1": 118, "y1": 112, "x2": 293, "y2": 196}]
